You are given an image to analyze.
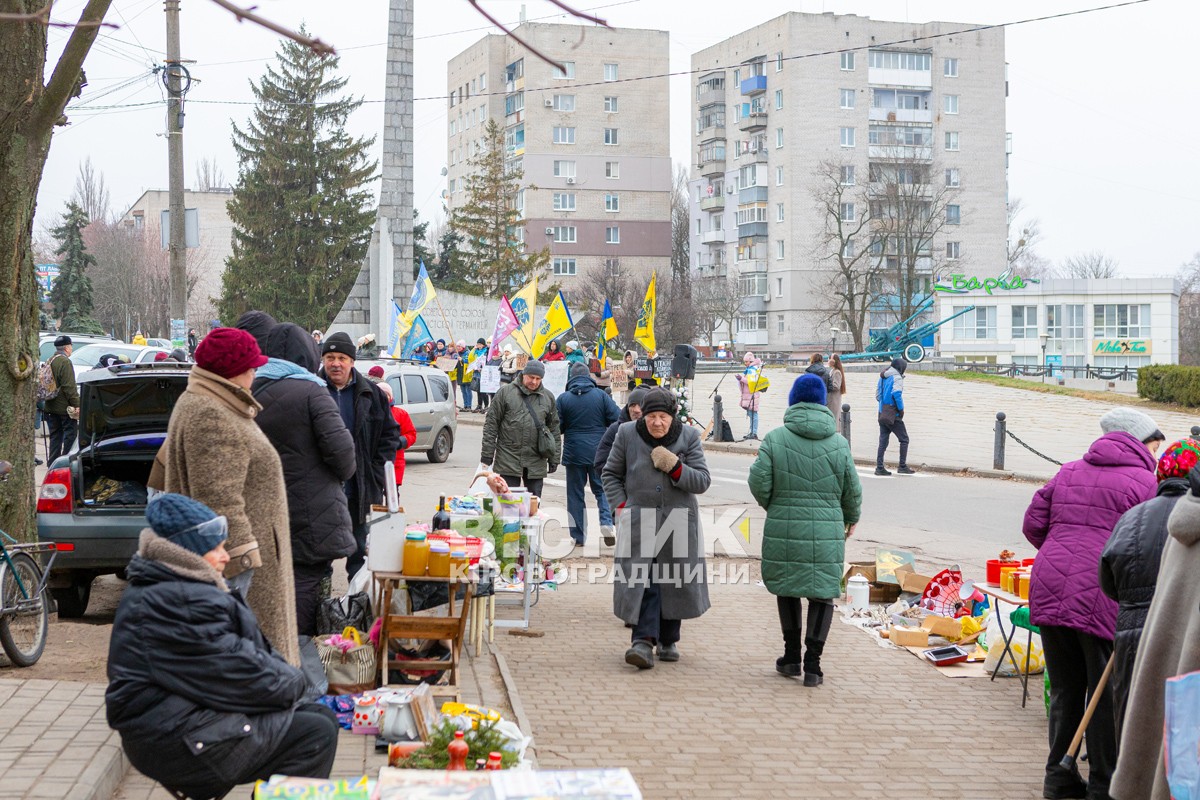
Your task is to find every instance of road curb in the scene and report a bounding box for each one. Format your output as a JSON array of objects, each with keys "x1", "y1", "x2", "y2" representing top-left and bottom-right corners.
[
  {"x1": 490, "y1": 644, "x2": 538, "y2": 769},
  {"x1": 76, "y1": 737, "x2": 130, "y2": 800},
  {"x1": 456, "y1": 414, "x2": 485, "y2": 428}
]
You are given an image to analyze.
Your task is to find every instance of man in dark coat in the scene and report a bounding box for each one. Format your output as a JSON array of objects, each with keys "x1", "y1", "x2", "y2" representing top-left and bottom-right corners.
[
  {"x1": 106, "y1": 493, "x2": 338, "y2": 799},
  {"x1": 557, "y1": 363, "x2": 620, "y2": 547},
  {"x1": 481, "y1": 359, "x2": 560, "y2": 499},
  {"x1": 234, "y1": 310, "x2": 279, "y2": 354},
  {"x1": 318, "y1": 332, "x2": 401, "y2": 580},
  {"x1": 43, "y1": 335, "x2": 80, "y2": 463},
  {"x1": 254, "y1": 323, "x2": 357, "y2": 635}
]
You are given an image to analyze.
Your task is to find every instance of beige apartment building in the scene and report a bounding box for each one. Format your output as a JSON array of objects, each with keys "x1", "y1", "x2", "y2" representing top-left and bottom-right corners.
[
  {"x1": 690, "y1": 12, "x2": 1007, "y2": 353},
  {"x1": 446, "y1": 22, "x2": 672, "y2": 291}
]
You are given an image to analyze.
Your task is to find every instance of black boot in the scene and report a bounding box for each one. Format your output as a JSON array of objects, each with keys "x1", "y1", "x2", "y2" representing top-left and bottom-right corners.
[
  {"x1": 802, "y1": 599, "x2": 834, "y2": 685},
  {"x1": 775, "y1": 596, "x2": 803, "y2": 677}
]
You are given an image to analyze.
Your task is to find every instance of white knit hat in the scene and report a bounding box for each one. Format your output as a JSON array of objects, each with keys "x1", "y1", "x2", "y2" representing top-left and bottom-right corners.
[{"x1": 1100, "y1": 407, "x2": 1164, "y2": 444}]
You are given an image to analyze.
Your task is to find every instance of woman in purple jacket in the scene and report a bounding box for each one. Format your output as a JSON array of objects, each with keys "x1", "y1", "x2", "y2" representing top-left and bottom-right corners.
[{"x1": 1023, "y1": 407, "x2": 1163, "y2": 800}]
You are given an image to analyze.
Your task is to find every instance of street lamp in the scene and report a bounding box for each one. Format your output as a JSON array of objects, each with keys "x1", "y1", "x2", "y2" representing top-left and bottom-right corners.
[
  {"x1": 1039, "y1": 333, "x2": 1049, "y2": 384},
  {"x1": 829, "y1": 327, "x2": 839, "y2": 358}
]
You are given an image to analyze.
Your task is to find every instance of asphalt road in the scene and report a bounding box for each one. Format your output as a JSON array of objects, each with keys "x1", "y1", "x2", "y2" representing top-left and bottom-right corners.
[{"x1": 417, "y1": 421, "x2": 1040, "y2": 575}]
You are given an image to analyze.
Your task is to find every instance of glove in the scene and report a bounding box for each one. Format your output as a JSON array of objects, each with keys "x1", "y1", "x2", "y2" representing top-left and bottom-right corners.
[
  {"x1": 547, "y1": 463, "x2": 559, "y2": 475},
  {"x1": 650, "y1": 446, "x2": 679, "y2": 473}
]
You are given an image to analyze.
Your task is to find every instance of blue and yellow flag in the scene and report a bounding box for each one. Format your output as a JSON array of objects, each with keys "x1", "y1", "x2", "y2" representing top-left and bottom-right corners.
[
  {"x1": 400, "y1": 314, "x2": 434, "y2": 359},
  {"x1": 407, "y1": 262, "x2": 437, "y2": 318},
  {"x1": 634, "y1": 272, "x2": 657, "y2": 353},
  {"x1": 386, "y1": 300, "x2": 407, "y2": 355},
  {"x1": 531, "y1": 291, "x2": 574, "y2": 357},
  {"x1": 601, "y1": 298, "x2": 618, "y2": 342},
  {"x1": 508, "y1": 277, "x2": 537, "y2": 353}
]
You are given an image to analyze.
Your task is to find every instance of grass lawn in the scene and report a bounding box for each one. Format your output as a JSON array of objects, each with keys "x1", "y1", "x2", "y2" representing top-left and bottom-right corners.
[{"x1": 933, "y1": 370, "x2": 1198, "y2": 417}]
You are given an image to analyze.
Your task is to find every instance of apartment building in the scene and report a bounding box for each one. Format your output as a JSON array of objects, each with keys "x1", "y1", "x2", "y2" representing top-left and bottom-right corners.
[
  {"x1": 690, "y1": 12, "x2": 1007, "y2": 353},
  {"x1": 446, "y1": 22, "x2": 672, "y2": 289}
]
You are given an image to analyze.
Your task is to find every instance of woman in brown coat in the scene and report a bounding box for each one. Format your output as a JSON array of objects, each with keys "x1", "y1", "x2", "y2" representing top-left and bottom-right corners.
[{"x1": 162, "y1": 327, "x2": 300, "y2": 666}]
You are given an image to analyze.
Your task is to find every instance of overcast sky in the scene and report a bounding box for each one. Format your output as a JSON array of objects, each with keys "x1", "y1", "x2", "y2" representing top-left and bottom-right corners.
[{"x1": 38, "y1": 0, "x2": 1192, "y2": 277}]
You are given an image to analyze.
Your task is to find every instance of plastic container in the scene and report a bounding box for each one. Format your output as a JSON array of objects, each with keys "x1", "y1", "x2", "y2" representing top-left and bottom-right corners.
[
  {"x1": 987, "y1": 559, "x2": 1021, "y2": 584},
  {"x1": 1022, "y1": 557, "x2": 1037, "y2": 567},
  {"x1": 427, "y1": 541, "x2": 451, "y2": 578},
  {"x1": 450, "y1": 549, "x2": 469, "y2": 579},
  {"x1": 367, "y1": 512, "x2": 406, "y2": 573},
  {"x1": 847, "y1": 575, "x2": 871, "y2": 611},
  {"x1": 401, "y1": 532, "x2": 430, "y2": 577}
]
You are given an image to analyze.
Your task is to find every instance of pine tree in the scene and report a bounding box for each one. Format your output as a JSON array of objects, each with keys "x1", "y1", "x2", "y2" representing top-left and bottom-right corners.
[
  {"x1": 220, "y1": 34, "x2": 377, "y2": 332},
  {"x1": 49, "y1": 202, "x2": 104, "y2": 334},
  {"x1": 450, "y1": 118, "x2": 548, "y2": 296}
]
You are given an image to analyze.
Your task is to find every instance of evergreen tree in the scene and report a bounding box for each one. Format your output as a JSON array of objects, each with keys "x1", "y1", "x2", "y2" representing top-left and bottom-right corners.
[
  {"x1": 220, "y1": 33, "x2": 377, "y2": 331},
  {"x1": 451, "y1": 118, "x2": 548, "y2": 296},
  {"x1": 48, "y1": 202, "x2": 103, "y2": 334}
]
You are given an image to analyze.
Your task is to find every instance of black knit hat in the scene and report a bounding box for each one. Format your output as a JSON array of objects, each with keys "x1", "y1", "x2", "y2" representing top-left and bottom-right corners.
[
  {"x1": 640, "y1": 387, "x2": 677, "y2": 417},
  {"x1": 54, "y1": 335, "x2": 71, "y2": 348},
  {"x1": 321, "y1": 331, "x2": 357, "y2": 360}
]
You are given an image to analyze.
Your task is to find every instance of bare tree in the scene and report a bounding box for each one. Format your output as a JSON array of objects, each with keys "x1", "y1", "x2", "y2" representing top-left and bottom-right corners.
[
  {"x1": 658, "y1": 164, "x2": 699, "y2": 347},
  {"x1": 1178, "y1": 253, "x2": 1200, "y2": 366},
  {"x1": 71, "y1": 156, "x2": 110, "y2": 224},
  {"x1": 194, "y1": 157, "x2": 228, "y2": 191},
  {"x1": 810, "y1": 159, "x2": 885, "y2": 352},
  {"x1": 1006, "y1": 197, "x2": 1052, "y2": 278},
  {"x1": 694, "y1": 273, "x2": 743, "y2": 349},
  {"x1": 570, "y1": 260, "x2": 646, "y2": 352},
  {"x1": 1061, "y1": 250, "x2": 1121, "y2": 279}
]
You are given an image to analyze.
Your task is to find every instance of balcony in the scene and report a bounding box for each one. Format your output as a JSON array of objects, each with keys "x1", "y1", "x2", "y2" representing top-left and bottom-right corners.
[
  {"x1": 696, "y1": 257, "x2": 728, "y2": 277},
  {"x1": 699, "y1": 194, "x2": 725, "y2": 212},
  {"x1": 869, "y1": 107, "x2": 933, "y2": 123},
  {"x1": 868, "y1": 144, "x2": 933, "y2": 161},
  {"x1": 700, "y1": 229, "x2": 726, "y2": 245},
  {"x1": 697, "y1": 86, "x2": 725, "y2": 107},
  {"x1": 740, "y1": 75, "x2": 767, "y2": 95},
  {"x1": 738, "y1": 186, "x2": 768, "y2": 204},
  {"x1": 867, "y1": 67, "x2": 931, "y2": 89},
  {"x1": 738, "y1": 329, "x2": 768, "y2": 346},
  {"x1": 696, "y1": 152, "x2": 726, "y2": 178},
  {"x1": 738, "y1": 259, "x2": 767, "y2": 273},
  {"x1": 740, "y1": 294, "x2": 767, "y2": 313},
  {"x1": 696, "y1": 121, "x2": 726, "y2": 143},
  {"x1": 737, "y1": 221, "x2": 768, "y2": 239},
  {"x1": 736, "y1": 147, "x2": 767, "y2": 164},
  {"x1": 738, "y1": 111, "x2": 767, "y2": 132}
]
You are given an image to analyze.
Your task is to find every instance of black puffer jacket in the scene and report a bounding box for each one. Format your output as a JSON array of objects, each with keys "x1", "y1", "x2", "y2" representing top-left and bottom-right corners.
[
  {"x1": 319, "y1": 367, "x2": 401, "y2": 525},
  {"x1": 1099, "y1": 476, "x2": 1189, "y2": 736},
  {"x1": 106, "y1": 531, "x2": 305, "y2": 795}
]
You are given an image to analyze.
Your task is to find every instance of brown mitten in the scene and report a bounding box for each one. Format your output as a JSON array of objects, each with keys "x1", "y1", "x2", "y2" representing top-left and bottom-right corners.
[{"x1": 650, "y1": 446, "x2": 679, "y2": 473}]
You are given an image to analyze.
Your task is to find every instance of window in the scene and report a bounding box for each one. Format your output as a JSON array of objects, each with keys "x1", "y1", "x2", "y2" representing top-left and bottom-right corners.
[
  {"x1": 776, "y1": 51, "x2": 784, "y2": 72},
  {"x1": 605, "y1": 258, "x2": 621, "y2": 277},
  {"x1": 479, "y1": 72, "x2": 486, "y2": 91},
  {"x1": 840, "y1": 127, "x2": 855, "y2": 147},
  {"x1": 944, "y1": 94, "x2": 959, "y2": 114},
  {"x1": 1012, "y1": 306, "x2": 1038, "y2": 339},
  {"x1": 604, "y1": 128, "x2": 619, "y2": 145},
  {"x1": 776, "y1": 278, "x2": 783, "y2": 298},
  {"x1": 603, "y1": 63, "x2": 618, "y2": 81},
  {"x1": 945, "y1": 131, "x2": 960, "y2": 151},
  {"x1": 943, "y1": 57, "x2": 959, "y2": 78},
  {"x1": 776, "y1": 166, "x2": 784, "y2": 186},
  {"x1": 605, "y1": 226, "x2": 620, "y2": 244},
  {"x1": 840, "y1": 165, "x2": 855, "y2": 185},
  {"x1": 552, "y1": 225, "x2": 576, "y2": 243},
  {"x1": 868, "y1": 51, "x2": 931, "y2": 71},
  {"x1": 1094, "y1": 304, "x2": 1152, "y2": 338},
  {"x1": 952, "y1": 306, "x2": 996, "y2": 340},
  {"x1": 739, "y1": 312, "x2": 768, "y2": 331},
  {"x1": 605, "y1": 161, "x2": 619, "y2": 179},
  {"x1": 840, "y1": 89, "x2": 855, "y2": 109},
  {"x1": 552, "y1": 94, "x2": 575, "y2": 111},
  {"x1": 945, "y1": 167, "x2": 960, "y2": 187},
  {"x1": 840, "y1": 52, "x2": 855, "y2": 71},
  {"x1": 555, "y1": 61, "x2": 576, "y2": 79},
  {"x1": 840, "y1": 202, "x2": 855, "y2": 222},
  {"x1": 776, "y1": 203, "x2": 785, "y2": 222},
  {"x1": 553, "y1": 160, "x2": 576, "y2": 178},
  {"x1": 841, "y1": 239, "x2": 855, "y2": 258},
  {"x1": 776, "y1": 239, "x2": 785, "y2": 259},
  {"x1": 605, "y1": 193, "x2": 620, "y2": 212},
  {"x1": 777, "y1": 313, "x2": 785, "y2": 333},
  {"x1": 775, "y1": 128, "x2": 784, "y2": 148},
  {"x1": 604, "y1": 96, "x2": 618, "y2": 113},
  {"x1": 402, "y1": 375, "x2": 428, "y2": 404},
  {"x1": 552, "y1": 192, "x2": 576, "y2": 211},
  {"x1": 552, "y1": 257, "x2": 577, "y2": 276},
  {"x1": 946, "y1": 205, "x2": 961, "y2": 225},
  {"x1": 553, "y1": 126, "x2": 575, "y2": 144},
  {"x1": 775, "y1": 89, "x2": 783, "y2": 110},
  {"x1": 945, "y1": 241, "x2": 960, "y2": 260}
]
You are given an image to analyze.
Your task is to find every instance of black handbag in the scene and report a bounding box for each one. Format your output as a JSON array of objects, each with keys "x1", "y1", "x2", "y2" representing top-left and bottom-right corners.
[
  {"x1": 316, "y1": 591, "x2": 373, "y2": 636},
  {"x1": 522, "y1": 395, "x2": 557, "y2": 460}
]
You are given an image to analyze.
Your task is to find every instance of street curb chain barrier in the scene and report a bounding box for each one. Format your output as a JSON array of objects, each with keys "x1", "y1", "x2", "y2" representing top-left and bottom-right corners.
[{"x1": 994, "y1": 410, "x2": 1063, "y2": 471}]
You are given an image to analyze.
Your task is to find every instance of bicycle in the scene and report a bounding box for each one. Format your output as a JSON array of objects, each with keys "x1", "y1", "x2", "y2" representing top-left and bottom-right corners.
[{"x1": 0, "y1": 460, "x2": 57, "y2": 667}]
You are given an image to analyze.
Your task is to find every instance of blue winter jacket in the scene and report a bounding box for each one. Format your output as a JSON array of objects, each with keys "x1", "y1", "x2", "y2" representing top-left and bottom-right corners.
[
  {"x1": 876, "y1": 366, "x2": 904, "y2": 412},
  {"x1": 555, "y1": 375, "x2": 620, "y2": 466}
]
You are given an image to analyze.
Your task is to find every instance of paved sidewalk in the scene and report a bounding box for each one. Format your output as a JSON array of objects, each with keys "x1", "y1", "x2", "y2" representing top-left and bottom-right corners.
[{"x1": 493, "y1": 560, "x2": 1053, "y2": 799}]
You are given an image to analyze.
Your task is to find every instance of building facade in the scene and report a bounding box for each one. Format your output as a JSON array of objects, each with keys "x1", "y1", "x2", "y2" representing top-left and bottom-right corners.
[
  {"x1": 936, "y1": 277, "x2": 1181, "y2": 368},
  {"x1": 689, "y1": 12, "x2": 1007, "y2": 353},
  {"x1": 446, "y1": 23, "x2": 672, "y2": 289}
]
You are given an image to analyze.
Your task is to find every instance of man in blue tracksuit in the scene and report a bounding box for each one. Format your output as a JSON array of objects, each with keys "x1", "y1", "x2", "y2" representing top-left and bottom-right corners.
[{"x1": 875, "y1": 357, "x2": 914, "y2": 476}]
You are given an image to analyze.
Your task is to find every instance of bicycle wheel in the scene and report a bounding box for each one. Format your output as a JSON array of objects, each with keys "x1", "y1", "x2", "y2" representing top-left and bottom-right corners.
[{"x1": 0, "y1": 552, "x2": 49, "y2": 667}]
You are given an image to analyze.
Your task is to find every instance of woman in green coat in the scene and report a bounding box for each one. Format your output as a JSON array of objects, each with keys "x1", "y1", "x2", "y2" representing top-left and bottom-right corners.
[{"x1": 749, "y1": 374, "x2": 862, "y2": 686}]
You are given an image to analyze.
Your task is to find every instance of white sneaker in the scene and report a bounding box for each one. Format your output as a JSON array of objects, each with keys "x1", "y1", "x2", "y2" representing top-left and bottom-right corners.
[{"x1": 601, "y1": 525, "x2": 616, "y2": 547}]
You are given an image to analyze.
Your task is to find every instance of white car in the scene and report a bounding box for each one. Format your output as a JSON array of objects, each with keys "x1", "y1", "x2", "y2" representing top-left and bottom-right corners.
[{"x1": 68, "y1": 343, "x2": 171, "y2": 379}]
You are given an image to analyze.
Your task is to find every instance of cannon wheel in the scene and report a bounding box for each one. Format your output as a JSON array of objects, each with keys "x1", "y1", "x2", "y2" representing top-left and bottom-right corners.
[{"x1": 903, "y1": 343, "x2": 926, "y2": 363}]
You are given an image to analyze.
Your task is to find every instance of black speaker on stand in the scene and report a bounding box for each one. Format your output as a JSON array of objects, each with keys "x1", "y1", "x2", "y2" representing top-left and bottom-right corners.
[{"x1": 671, "y1": 344, "x2": 698, "y2": 380}]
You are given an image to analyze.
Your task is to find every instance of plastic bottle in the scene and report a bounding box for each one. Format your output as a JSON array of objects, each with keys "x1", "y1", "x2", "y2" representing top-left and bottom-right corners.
[
  {"x1": 432, "y1": 495, "x2": 451, "y2": 531},
  {"x1": 484, "y1": 752, "x2": 503, "y2": 770},
  {"x1": 446, "y1": 730, "x2": 469, "y2": 771}
]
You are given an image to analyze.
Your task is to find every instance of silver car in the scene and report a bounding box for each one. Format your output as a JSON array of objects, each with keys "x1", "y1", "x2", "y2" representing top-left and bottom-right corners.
[{"x1": 357, "y1": 359, "x2": 458, "y2": 463}]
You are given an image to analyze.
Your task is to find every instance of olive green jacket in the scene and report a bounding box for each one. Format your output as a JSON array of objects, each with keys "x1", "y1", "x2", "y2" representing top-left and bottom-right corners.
[{"x1": 43, "y1": 352, "x2": 79, "y2": 415}]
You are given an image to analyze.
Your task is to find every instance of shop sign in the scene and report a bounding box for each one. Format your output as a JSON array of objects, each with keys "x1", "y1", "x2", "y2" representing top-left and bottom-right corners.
[
  {"x1": 933, "y1": 271, "x2": 1040, "y2": 295},
  {"x1": 1092, "y1": 339, "x2": 1151, "y2": 355}
]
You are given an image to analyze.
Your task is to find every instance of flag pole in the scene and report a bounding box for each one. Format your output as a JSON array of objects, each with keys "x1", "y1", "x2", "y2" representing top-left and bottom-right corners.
[{"x1": 433, "y1": 294, "x2": 456, "y2": 345}]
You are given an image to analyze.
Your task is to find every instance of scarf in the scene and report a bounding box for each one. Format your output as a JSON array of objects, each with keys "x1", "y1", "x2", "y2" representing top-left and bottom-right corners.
[
  {"x1": 636, "y1": 416, "x2": 684, "y2": 449},
  {"x1": 256, "y1": 357, "x2": 325, "y2": 386}
]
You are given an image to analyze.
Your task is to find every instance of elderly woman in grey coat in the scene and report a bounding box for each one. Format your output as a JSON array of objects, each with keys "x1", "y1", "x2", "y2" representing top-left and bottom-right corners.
[{"x1": 602, "y1": 387, "x2": 711, "y2": 670}]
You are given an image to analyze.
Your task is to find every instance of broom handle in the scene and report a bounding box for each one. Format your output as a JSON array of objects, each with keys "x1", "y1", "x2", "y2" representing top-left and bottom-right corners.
[{"x1": 1064, "y1": 653, "x2": 1115, "y2": 761}]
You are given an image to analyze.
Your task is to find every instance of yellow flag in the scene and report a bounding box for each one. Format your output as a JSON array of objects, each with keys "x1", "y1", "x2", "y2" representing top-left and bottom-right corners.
[
  {"x1": 738, "y1": 515, "x2": 751, "y2": 543},
  {"x1": 634, "y1": 272, "x2": 657, "y2": 353},
  {"x1": 530, "y1": 291, "x2": 574, "y2": 357},
  {"x1": 508, "y1": 277, "x2": 538, "y2": 352}
]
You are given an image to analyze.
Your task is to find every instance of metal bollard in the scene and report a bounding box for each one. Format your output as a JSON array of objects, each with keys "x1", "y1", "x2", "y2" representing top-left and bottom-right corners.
[
  {"x1": 712, "y1": 394, "x2": 725, "y2": 442},
  {"x1": 841, "y1": 403, "x2": 852, "y2": 449},
  {"x1": 994, "y1": 411, "x2": 1007, "y2": 471}
]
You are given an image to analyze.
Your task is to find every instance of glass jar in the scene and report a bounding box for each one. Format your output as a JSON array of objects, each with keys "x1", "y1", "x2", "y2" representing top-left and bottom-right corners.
[
  {"x1": 450, "y1": 549, "x2": 469, "y2": 579},
  {"x1": 427, "y1": 541, "x2": 451, "y2": 578},
  {"x1": 402, "y1": 532, "x2": 430, "y2": 577}
]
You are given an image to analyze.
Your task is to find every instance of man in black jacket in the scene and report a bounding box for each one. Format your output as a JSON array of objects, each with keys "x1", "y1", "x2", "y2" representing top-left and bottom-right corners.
[{"x1": 320, "y1": 332, "x2": 402, "y2": 580}]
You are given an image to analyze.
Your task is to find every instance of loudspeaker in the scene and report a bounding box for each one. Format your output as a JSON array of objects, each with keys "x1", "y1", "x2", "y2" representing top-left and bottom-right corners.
[{"x1": 671, "y1": 344, "x2": 698, "y2": 380}]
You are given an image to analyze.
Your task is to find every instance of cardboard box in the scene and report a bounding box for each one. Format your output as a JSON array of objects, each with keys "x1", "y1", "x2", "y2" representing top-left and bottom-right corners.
[
  {"x1": 920, "y1": 614, "x2": 963, "y2": 640},
  {"x1": 843, "y1": 563, "x2": 901, "y2": 604},
  {"x1": 893, "y1": 563, "x2": 936, "y2": 595},
  {"x1": 889, "y1": 626, "x2": 930, "y2": 647}
]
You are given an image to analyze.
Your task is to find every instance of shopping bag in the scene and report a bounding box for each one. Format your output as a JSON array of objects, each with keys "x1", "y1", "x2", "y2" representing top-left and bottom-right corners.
[
  {"x1": 317, "y1": 591, "x2": 373, "y2": 635},
  {"x1": 317, "y1": 627, "x2": 377, "y2": 694},
  {"x1": 1165, "y1": 670, "x2": 1200, "y2": 799},
  {"x1": 981, "y1": 609, "x2": 1044, "y2": 676}
]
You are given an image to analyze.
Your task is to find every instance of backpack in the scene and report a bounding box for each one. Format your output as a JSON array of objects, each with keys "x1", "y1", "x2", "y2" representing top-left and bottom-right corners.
[{"x1": 37, "y1": 355, "x2": 62, "y2": 402}]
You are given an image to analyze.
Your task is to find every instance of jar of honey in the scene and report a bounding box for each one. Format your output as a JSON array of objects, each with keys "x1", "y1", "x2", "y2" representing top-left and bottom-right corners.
[
  {"x1": 427, "y1": 540, "x2": 451, "y2": 578},
  {"x1": 402, "y1": 532, "x2": 430, "y2": 577},
  {"x1": 450, "y1": 549, "x2": 469, "y2": 579}
]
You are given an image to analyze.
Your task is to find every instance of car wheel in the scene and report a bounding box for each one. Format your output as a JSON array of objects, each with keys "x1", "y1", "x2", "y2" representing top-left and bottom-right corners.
[
  {"x1": 51, "y1": 576, "x2": 93, "y2": 619},
  {"x1": 427, "y1": 428, "x2": 453, "y2": 463}
]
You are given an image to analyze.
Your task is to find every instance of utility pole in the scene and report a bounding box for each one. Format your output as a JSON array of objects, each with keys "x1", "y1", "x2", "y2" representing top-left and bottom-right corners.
[{"x1": 164, "y1": 0, "x2": 187, "y2": 341}]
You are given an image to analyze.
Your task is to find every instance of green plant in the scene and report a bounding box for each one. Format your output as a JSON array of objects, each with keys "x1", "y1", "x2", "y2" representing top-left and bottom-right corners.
[
  {"x1": 1138, "y1": 365, "x2": 1200, "y2": 407},
  {"x1": 397, "y1": 719, "x2": 519, "y2": 770}
]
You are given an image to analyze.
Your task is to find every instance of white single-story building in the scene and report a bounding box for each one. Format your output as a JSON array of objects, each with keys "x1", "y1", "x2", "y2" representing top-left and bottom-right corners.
[{"x1": 934, "y1": 276, "x2": 1180, "y2": 368}]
